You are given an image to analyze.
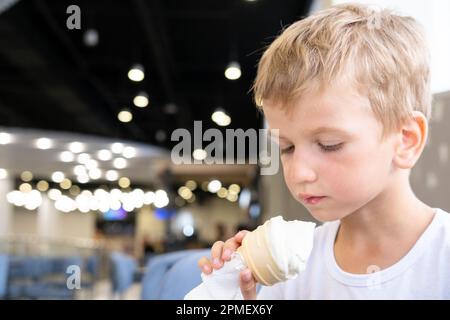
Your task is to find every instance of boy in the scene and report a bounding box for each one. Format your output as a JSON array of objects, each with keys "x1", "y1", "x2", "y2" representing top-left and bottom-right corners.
[{"x1": 198, "y1": 3, "x2": 450, "y2": 299}]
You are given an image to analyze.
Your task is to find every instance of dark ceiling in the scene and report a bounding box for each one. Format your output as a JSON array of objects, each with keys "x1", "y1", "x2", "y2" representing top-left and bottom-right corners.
[{"x1": 0, "y1": 0, "x2": 312, "y2": 151}]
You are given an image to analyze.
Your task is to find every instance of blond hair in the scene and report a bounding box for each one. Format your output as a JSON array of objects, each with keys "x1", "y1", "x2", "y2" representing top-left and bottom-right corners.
[{"x1": 253, "y1": 3, "x2": 431, "y2": 140}]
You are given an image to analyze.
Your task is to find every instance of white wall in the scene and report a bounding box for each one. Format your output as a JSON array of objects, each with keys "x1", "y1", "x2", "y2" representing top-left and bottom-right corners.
[
  {"x1": 12, "y1": 208, "x2": 38, "y2": 235},
  {"x1": 411, "y1": 91, "x2": 450, "y2": 212},
  {"x1": 0, "y1": 178, "x2": 13, "y2": 236},
  {"x1": 12, "y1": 206, "x2": 96, "y2": 240}
]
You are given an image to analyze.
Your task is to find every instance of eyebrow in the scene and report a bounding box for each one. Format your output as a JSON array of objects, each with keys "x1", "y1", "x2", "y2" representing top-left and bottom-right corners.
[
  {"x1": 305, "y1": 126, "x2": 352, "y2": 136},
  {"x1": 272, "y1": 126, "x2": 353, "y2": 141}
]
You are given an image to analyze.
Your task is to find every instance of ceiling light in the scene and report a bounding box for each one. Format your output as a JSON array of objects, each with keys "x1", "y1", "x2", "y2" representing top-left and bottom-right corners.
[
  {"x1": 69, "y1": 142, "x2": 84, "y2": 153},
  {"x1": 60, "y1": 178, "x2": 72, "y2": 190},
  {"x1": 106, "y1": 170, "x2": 119, "y2": 181},
  {"x1": 225, "y1": 61, "x2": 241, "y2": 80},
  {"x1": 36, "y1": 180, "x2": 49, "y2": 192},
  {"x1": 111, "y1": 143, "x2": 124, "y2": 154},
  {"x1": 211, "y1": 109, "x2": 231, "y2": 126},
  {"x1": 51, "y1": 171, "x2": 65, "y2": 183},
  {"x1": 88, "y1": 168, "x2": 102, "y2": 180},
  {"x1": 178, "y1": 186, "x2": 192, "y2": 200},
  {"x1": 185, "y1": 180, "x2": 197, "y2": 191},
  {"x1": 83, "y1": 29, "x2": 99, "y2": 47},
  {"x1": 77, "y1": 153, "x2": 91, "y2": 164},
  {"x1": 97, "y1": 149, "x2": 112, "y2": 161},
  {"x1": 207, "y1": 180, "x2": 222, "y2": 193},
  {"x1": 48, "y1": 189, "x2": 62, "y2": 201},
  {"x1": 217, "y1": 187, "x2": 228, "y2": 198},
  {"x1": 76, "y1": 175, "x2": 90, "y2": 184},
  {"x1": 154, "y1": 190, "x2": 169, "y2": 208},
  {"x1": 186, "y1": 194, "x2": 196, "y2": 203},
  {"x1": 69, "y1": 185, "x2": 81, "y2": 196},
  {"x1": 133, "y1": 92, "x2": 149, "y2": 108},
  {"x1": 20, "y1": 171, "x2": 33, "y2": 182},
  {"x1": 118, "y1": 110, "x2": 133, "y2": 123},
  {"x1": 19, "y1": 183, "x2": 32, "y2": 193},
  {"x1": 73, "y1": 165, "x2": 86, "y2": 176},
  {"x1": 122, "y1": 146, "x2": 136, "y2": 159},
  {"x1": 85, "y1": 159, "x2": 99, "y2": 170},
  {"x1": 60, "y1": 151, "x2": 75, "y2": 162},
  {"x1": 118, "y1": 177, "x2": 131, "y2": 188},
  {"x1": 113, "y1": 157, "x2": 127, "y2": 169},
  {"x1": 128, "y1": 64, "x2": 145, "y2": 82},
  {"x1": 228, "y1": 184, "x2": 241, "y2": 194},
  {"x1": 192, "y1": 148, "x2": 207, "y2": 161},
  {"x1": 144, "y1": 191, "x2": 155, "y2": 205},
  {"x1": 36, "y1": 138, "x2": 52, "y2": 150},
  {"x1": 227, "y1": 192, "x2": 238, "y2": 202},
  {"x1": 0, "y1": 132, "x2": 12, "y2": 145}
]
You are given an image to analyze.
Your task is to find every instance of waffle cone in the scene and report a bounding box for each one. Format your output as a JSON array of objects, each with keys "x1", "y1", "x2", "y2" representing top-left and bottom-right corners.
[{"x1": 236, "y1": 223, "x2": 284, "y2": 286}]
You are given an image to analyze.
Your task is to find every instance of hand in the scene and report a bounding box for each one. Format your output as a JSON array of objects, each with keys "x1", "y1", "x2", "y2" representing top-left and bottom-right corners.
[{"x1": 198, "y1": 230, "x2": 257, "y2": 300}]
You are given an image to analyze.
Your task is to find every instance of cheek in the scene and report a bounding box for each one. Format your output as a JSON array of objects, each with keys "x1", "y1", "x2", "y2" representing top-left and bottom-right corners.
[
  {"x1": 322, "y1": 146, "x2": 393, "y2": 200},
  {"x1": 281, "y1": 160, "x2": 295, "y2": 193}
]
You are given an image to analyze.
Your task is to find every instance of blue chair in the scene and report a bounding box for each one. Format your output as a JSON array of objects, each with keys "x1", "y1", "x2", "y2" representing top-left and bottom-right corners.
[
  {"x1": 49, "y1": 256, "x2": 82, "y2": 274},
  {"x1": 8, "y1": 256, "x2": 51, "y2": 280},
  {"x1": 141, "y1": 249, "x2": 206, "y2": 300},
  {"x1": 110, "y1": 251, "x2": 138, "y2": 296},
  {"x1": 86, "y1": 255, "x2": 100, "y2": 278},
  {"x1": 7, "y1": 256, "x2": 83, "y2": 300},
  {"x1": 157, "y1": 249, "x2": 209, "y2": 300},
  {"x1": 0, "y1": 255, "x2": 9, "y2": 299},
  {"x1": 23, "y1": 282, "x2": 75, "y2": 300},
  {"x1": 81, "y1": 255, "x2": 100, "y2": 290},
  {"x1": 7, "y1": 256, "x2": 43, "y2": 299}
]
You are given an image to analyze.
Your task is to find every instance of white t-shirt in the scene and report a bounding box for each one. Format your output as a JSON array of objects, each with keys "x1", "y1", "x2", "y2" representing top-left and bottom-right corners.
[{"x1": 257, "y1": 208, "x2": 450, "y2": 299}]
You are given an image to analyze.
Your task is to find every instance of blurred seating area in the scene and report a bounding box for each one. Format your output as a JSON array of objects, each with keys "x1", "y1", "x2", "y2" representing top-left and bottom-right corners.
[
  {"x1": 0, "y1": 234, "x2": 209, "y2": 300},
  {"x1": 140, "y1": 249, "x2": 208, "y2": 300},
  {"x1": 0, "y1": 235, "x2": 103, "y2": 299}
]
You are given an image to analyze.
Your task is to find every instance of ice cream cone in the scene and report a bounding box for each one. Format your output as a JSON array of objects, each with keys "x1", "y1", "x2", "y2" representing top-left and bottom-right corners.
[{"x1": 236, "y1": 222, "x2": 284, "y2": 286}]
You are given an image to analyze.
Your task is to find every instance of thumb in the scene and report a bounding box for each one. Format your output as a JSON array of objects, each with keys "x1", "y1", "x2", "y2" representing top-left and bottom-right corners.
[{"x1": 239, "y1": 268, "x2": 257, "y2": 300}]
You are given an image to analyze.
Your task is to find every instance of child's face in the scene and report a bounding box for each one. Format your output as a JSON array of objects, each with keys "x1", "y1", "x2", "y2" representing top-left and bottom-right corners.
[{"x1": 263, "y1": 84, "x2": 399, "y2": 222}]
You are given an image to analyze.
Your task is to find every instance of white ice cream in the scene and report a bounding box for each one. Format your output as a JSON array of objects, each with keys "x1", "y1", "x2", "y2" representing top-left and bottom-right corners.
[{"x1": 265, "y1": 216, "x2": 316, "y2": 280}]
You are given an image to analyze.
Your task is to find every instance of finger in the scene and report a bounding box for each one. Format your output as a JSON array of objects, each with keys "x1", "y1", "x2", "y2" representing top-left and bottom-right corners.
[
  {"x1": 234, "y1": 230, "x2": 250, "y2": 243},
  {"x1": 239, "y1": 268, "x2": 257, "y2": 300},
  {"x1": 221, "y1": 238, "x2": 241, "y2": 261},
  {"x1": 197, "y1": 256, "x2": 212, "y2": 274},
  {"x1": 211, "y1": 241, "x2": 225, "y2": 269}
]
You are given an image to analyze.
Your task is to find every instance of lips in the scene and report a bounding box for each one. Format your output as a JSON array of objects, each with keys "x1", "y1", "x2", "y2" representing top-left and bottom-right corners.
[{"x1": 298, "y1": 193, "x2": 326, "y2": 205}]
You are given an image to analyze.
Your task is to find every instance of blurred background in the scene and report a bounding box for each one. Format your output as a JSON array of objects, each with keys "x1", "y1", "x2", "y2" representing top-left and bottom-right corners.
[{"x1": 0, "y1": 0, "x2": 449, "y2": 300}]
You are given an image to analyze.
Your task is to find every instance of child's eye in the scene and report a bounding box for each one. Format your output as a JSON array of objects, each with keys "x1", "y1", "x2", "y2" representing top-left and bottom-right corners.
[
  {"x1": 280, "y1": 145, "x2": 294, "y2": 155},
  {"x1": 318, "y1": 142, "x2": 343, "y2": 152}
]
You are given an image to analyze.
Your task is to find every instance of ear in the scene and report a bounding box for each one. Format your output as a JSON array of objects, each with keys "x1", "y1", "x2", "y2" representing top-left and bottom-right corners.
[{"x1": 392, "y1": 111, "x2": 428, "y2": 169}]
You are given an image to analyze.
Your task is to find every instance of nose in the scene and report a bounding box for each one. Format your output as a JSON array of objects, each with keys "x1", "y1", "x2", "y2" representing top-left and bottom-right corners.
[{"x1": 285, "y1": 148, "x2": 317, "y2": 184}]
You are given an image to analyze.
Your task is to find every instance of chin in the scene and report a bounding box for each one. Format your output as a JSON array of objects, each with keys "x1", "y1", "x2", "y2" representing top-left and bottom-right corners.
[{"x1": 307, "y1": 208, "x2": 345, "y2": 223}]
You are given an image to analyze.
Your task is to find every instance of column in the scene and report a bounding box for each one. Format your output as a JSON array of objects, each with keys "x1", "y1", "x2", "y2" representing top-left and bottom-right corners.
[
  {"x1": 37, "y1": 194, "x2": 61, "y2": 239},
  {"x1": 0, "y1": 177, "x2": 13, "y2": 237}
]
